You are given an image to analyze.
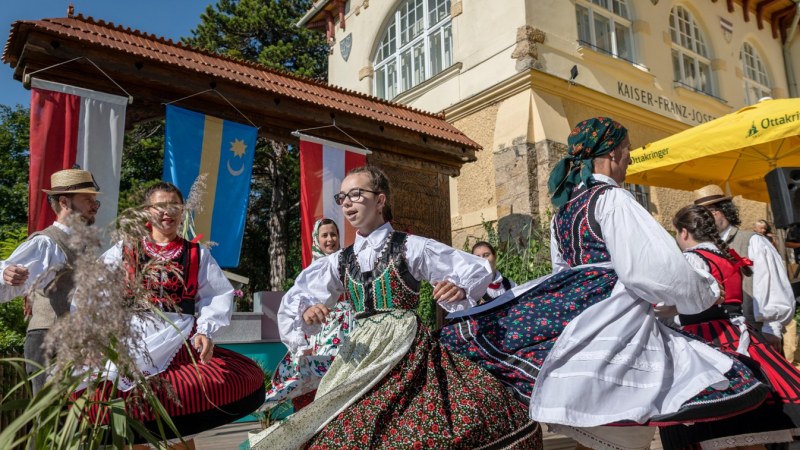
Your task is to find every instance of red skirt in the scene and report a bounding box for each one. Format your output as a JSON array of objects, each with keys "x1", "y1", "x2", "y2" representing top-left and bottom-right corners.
[
  {"x1": 660, "y1": 318, "x2": 800, "y2": 448},
  {"x1": 83, "y1": 344, "x2": 265, "y2": 439}
]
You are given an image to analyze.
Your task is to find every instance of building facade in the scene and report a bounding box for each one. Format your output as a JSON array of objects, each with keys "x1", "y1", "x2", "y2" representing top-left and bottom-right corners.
[{"x1": 302, "y1": 0, "x2": 800, "y2": 246}]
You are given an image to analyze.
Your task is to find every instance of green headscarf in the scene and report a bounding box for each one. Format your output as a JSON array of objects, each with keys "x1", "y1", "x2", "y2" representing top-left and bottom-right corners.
[{"x1": 547, "y1": 117, "x2": 628, "y2": 209}]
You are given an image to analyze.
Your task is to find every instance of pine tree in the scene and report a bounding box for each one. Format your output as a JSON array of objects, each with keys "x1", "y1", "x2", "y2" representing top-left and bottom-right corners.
[{"x1": 184, "y1": 0, "x2": 329, "y2": 291}]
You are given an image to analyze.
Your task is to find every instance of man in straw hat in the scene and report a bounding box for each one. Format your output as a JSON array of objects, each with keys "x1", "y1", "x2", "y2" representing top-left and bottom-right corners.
[
  {"x1": 694, "y1": 184, "x2": 794, "y2": 351},
  {"x1": 0, "y1": 168, "x2": 101, "y2": 393}
]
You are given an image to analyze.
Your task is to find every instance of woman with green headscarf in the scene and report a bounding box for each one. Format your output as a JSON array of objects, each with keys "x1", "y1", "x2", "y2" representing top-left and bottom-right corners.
[{"x1": 441, "y1": 117, "x2": 769, "y2": 450}]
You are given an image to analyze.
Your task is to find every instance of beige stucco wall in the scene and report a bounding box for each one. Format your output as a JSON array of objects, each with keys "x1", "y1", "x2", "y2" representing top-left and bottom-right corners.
[
  {"x1": 321, "y1": 0, "x2": 797, "y2": 249},
  {"x1": 449, "y1": 102, "x2": 500, "y2": 248}
]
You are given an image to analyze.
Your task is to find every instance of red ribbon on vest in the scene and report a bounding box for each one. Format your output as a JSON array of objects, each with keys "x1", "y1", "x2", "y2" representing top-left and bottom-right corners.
[{"x1": 488, "y1": 282, "x2": 501, "y2": 289}]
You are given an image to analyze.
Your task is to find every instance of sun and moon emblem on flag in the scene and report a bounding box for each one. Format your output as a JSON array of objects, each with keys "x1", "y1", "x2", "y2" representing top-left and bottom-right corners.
[
  {"x1": 227, "y1": 139, "x2": 248, "y2": 176},
  {"x1": 163, "y1": 105, "x2": 258, "y2": 267}
]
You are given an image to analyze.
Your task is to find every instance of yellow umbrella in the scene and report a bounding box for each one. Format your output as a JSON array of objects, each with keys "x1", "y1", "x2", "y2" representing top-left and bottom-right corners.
[{"x1": 625, "y1": 98, "x2": 800, "y2": 202}]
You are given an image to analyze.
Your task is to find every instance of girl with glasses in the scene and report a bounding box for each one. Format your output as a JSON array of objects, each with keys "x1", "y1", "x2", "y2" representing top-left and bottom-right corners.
[{"x1": 251, "y1": 165, "x2": 541, "y2": 449}]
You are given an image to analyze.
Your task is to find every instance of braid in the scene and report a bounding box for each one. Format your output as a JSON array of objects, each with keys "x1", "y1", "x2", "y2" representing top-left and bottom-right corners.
[{"x1": 673, "y1": 205, "x2": 737, "y2": 263}]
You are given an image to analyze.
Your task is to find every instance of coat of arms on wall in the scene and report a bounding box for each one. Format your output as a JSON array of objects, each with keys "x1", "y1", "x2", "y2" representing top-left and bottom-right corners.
[{"x1": 340, "y1": 33, "x2": 353, "y2": 62}]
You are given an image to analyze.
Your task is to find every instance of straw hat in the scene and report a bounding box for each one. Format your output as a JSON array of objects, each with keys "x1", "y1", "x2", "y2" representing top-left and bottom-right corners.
[
  {"x1": 693, "y1": 184, "x2": 730, "y2": 207},
  {"x1": 42, "y1": 169, "x2": 102, "y2": 195}
]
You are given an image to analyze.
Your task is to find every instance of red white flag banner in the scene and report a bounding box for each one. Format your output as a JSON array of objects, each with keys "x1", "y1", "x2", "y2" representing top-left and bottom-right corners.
[
  {"x1": 299, "y1": 135, "x2": 368, "y2": 268},
  {"x1": 29, "y1": 78, "x2": 127, "y2": 235}
]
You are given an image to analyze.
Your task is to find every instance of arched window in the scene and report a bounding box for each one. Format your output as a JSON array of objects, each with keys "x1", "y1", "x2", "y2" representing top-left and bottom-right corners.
[
  {"x1": 373, "y1": 0, "x2": 453, "y2": 100},
  {"x1": 741, "y1": 42, "x2": 771, "y2": 105},
  {"x1": 669, "y1": 6, "x2": 713, "y2": 95},
  {"x1": 575, "y1": 0, "x2": 634, "y2": 62}
]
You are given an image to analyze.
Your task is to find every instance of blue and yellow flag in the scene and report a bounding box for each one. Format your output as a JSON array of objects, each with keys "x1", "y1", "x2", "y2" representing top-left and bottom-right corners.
[{"x1": 163, "y1": 105, "x2": 257, "y2": 267}]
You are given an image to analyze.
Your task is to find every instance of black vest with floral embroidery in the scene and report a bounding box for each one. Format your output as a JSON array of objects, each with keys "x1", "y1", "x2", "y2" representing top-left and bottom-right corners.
[{"x1": 338, "y1": 232, "x2": 420, "y2": 317}]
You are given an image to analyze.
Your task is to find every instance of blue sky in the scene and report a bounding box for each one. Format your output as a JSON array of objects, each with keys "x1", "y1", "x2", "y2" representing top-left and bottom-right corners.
[{"x1": 0, "y1": 1, "x2": 214, "y2": 107}]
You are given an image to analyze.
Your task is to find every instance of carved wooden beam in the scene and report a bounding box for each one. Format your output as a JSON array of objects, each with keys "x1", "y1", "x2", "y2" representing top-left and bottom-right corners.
[
  {"x1": 727, "y1": 0, "x2": 735, "y2": 13},
  {"x1": 334, "y1": 0, "x2": 346, "y2": 30},
  {"x1": 771, "y1": 4, "x2": 796, "y2": 39},
  {"x1": 743, "y1": 0, "x2": 751, "y2": 22},
  {"x1": 756, "y1": 0, "x2": 780, "y2": 30}
]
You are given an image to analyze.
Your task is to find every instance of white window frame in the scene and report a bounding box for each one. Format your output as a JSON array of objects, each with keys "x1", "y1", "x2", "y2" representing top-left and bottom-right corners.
[
  {"x1": 575, "y1": 0, "x2": 635, "y2": 63},
  {"x1": 740, "y1": 42, "x2": 771, "y2": 105},
  {"x1": 669, "y1": 6, "x2": 715, "y2": 96},
  {"x1": 373, "y1": 0, "x2": 453, "y2": 100}
]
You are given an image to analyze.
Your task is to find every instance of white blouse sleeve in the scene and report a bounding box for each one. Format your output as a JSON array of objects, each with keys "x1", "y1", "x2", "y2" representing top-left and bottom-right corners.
[
  {"x1": 596, "y1": 188, "x2": 720, "y2": 314},
  {"x1": 194, "y1": 247, "x2": 234, "y2": 340},
  {"x1": 550, "y1": 216, "x2": 569, "y2": 274},
  {"x1": 683, "y1": 251, "x2": 711, "y2": 273},
  {"x1": 405, "y1": 236, "x2": 493, "y2": 312},
  {"x1": 0, "y1": 236, "x2": 65, "y2": 303},
  {"x1": 748, "y1": 234, "x2": 795, "y2": 337},
  {"x1": 277, "y1": 252, "x2": 344, "y2": 353}
]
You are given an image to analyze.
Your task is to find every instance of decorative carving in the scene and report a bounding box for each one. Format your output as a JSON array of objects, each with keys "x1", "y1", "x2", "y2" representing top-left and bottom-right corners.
[
  {"x1": 451, "y1": 1, "x2": 463, "y2": 17},
  {"x1": 358, "y1": 65, "x2": 374, "y2": 81},
  {"x1": 511, "y1": 26, "x2": 546, "y2": 72}
]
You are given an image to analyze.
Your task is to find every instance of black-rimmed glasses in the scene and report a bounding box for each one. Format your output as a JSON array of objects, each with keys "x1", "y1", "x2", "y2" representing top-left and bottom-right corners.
[{"x1": 333, "y1": 188, "x2": 380, "y2": 205}]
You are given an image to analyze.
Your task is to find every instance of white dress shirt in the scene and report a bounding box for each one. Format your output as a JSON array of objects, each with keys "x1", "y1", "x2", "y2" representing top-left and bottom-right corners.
[
  {"x1": 278, "y1": 222, "x2": 493, "y2": 353},
  {"x1": 0, "y1": 221, "x2": 70, "y2": 302},
  {"x1": 720, "y1": 225, "x2": 795, "y2": 337}
]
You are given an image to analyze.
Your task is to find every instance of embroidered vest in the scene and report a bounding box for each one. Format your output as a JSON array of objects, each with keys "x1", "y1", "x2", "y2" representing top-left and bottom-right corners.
[
  {"x1": 689, "y1": 249, "x2": 744, "y2": 305},
  {"x1": 27, "y1": 225, "x2": 78, "y2": 331},
  {"x1": 339, "y1": 232, "x2": 420, "y2": 317},
  {"x1": 554, "y1": 183, "x2": 615, "y2": 267},
  {"x1": 133, "y1": 238, "x2": 201, "y2": 315}
]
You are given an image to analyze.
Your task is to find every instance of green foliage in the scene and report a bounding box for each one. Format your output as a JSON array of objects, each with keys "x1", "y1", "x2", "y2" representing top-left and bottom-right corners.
[
  {"x1": 0, "y1": 225, "x2": 28, "y2": 354},
  {"x1": 184, "y1": 0, "x2": 329, "y2": 80},
  {"x1": 416, "y1": 281, "x2": 435, "y2": 329},
  {"x1": 0, "y1": 105, "x2": 30, "y2": 230},
  {"x1": 0, "y1": 361, "x2": 182, "y2": 449},
  {"x1": 464, "y1": 219, "x2": 553, "y2": 284},
  {"x1": 118, "y1": 121, "x2": 165, "y2": 211}
]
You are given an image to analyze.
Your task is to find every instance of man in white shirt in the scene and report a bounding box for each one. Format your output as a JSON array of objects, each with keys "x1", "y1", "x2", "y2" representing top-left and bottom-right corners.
[
  {"x1": 694, "y1": 184, "x2": 794, "y2": 350},
  {"x1": 0, "y1": 168, "x2": 100, "y2": 393}
]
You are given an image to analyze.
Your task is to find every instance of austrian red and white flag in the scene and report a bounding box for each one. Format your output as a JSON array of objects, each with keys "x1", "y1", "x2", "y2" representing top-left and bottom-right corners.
[
  {"x1": 299, "y1": 135, "x2": 368, "y2": 268},
  {"x1": 29, "y1": 78, "x2": 127, "y2": 235}
]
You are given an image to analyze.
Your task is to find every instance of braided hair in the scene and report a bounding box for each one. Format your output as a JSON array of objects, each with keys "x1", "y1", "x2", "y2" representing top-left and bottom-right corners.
[{"x1": 673, "y1": 205, "x2": 737, "y2": 264}]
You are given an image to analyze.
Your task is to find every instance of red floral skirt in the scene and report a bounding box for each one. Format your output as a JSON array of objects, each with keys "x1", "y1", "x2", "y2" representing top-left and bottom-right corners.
[{"x1": 306, "y1": 323, "x2": 542, "y2": 450}]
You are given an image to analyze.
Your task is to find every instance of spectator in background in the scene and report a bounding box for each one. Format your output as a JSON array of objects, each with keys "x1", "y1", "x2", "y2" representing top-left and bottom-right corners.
[
  {"x1": 472, "y1": 241, "x2": 517, "y2": 304},
  {"x1": 754, "y1": 219, "x2": 777, "y2": 247}
]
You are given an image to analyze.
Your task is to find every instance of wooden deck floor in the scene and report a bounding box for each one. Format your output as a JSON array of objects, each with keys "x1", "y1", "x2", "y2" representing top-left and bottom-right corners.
[{"x1": 194, "y1": 422, "x2": 665, "y2": 450}]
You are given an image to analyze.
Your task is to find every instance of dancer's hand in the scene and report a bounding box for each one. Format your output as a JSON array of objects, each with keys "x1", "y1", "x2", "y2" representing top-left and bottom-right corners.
[
  {"x1": 303, "y1": 303, "x2": 330, "y2": 325},
  {"x1": 193, "y1": 334, "x2": 214, "y2": 364},
  {"x1": 432, "y1": 281, "x2": 466, "y2": 303},
  {"x1": 3, "y1": 264, "x2": 28, "y2": 286}
]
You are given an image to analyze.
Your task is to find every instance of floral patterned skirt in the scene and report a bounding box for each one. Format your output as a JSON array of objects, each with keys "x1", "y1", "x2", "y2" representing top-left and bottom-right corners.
[
  {"x1": 441, "y1": 267, "x2": 768, "y2": 428},
  {"x1": 265, "y1": 301, "x2": 356, "y2": 408},
  {"x1": 440, "y1": 266, "x2": 618, "y2": 401},
  {"x1": 249, "y1": 310, "x2": 541, "y2": 450}
]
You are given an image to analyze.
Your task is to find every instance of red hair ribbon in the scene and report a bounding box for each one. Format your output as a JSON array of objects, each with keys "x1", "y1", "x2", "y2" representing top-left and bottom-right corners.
[{"x1": 728, "y1": 249, "x2": 753, "y2": 269}]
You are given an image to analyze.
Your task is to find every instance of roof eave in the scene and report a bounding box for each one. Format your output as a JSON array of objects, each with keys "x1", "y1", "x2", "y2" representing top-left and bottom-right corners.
[{"x1": 297, "y1": 0, "x2": 333, "y2": 28}]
